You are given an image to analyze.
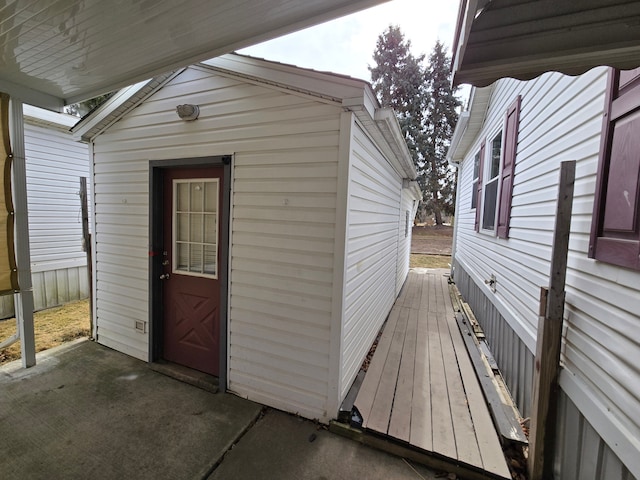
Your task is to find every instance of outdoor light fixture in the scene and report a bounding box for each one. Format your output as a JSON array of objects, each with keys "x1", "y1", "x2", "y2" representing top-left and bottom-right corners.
[{"x1": 176, "y1": 104, "x2": 200, "y2": 121}]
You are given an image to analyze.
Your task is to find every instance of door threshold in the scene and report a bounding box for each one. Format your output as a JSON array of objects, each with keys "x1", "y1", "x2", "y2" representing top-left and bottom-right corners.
[{"x1": 149, "y1": 360, "x2": 219, "y2": 394}]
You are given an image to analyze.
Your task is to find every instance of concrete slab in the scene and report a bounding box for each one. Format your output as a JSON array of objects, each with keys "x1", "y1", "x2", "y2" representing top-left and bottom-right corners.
[
  {"x1": 0, "y1": 339, "x2": 262, "y2": 480},
  {"x1": 207, "y1": 409, "x2": 439, "y2": 480}
]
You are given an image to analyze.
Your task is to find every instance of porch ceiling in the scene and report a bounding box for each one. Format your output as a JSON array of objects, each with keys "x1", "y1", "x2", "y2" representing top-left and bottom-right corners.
[
  {"x1": 0, "y1": 0, "x2": 388, "y2": 109},
  {"x1": 452, "y1": 0, "x2": 640, "y2": 87}
]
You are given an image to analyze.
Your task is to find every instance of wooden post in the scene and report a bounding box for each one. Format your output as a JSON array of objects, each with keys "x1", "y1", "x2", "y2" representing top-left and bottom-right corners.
[
  {"x1": 80, "y1": 177, "x2": 93, "y2": 338},
  {"x1": 529, "y1": 160, "x2": 576, "y2": 480}
]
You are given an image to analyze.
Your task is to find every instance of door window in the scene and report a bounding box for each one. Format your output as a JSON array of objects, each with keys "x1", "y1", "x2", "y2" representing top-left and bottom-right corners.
[{"x1": 173, "y1": 178, "x2": 218, "y2": 278}]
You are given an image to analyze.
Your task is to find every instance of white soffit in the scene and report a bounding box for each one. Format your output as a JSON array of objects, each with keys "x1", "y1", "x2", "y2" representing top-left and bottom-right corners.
[
  {"x1": 452, "y1": 0, "x2": 640, "y2": 87},
  {"x1": 0, "y1": 0, "x2": 389, "y2": 109}
]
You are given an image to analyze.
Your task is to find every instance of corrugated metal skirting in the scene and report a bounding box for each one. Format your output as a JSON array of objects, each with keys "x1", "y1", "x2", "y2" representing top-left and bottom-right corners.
[
  {"x1": 453, "y1": 260, "x2": 636, "y2": 480},
  {"x1": 0, "y1": 265, "x2": 88, "y2": 318},
  {"x1": 452, "y1": 260, "x2": 533, "y2": 418},
  {"x1": 555, "y1": 391, "x2": 636, "y2": 480}
]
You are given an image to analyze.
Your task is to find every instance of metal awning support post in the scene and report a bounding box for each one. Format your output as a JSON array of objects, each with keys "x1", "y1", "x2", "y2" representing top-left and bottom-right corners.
[{"x1": 9, "y1": 98, "x2": 35, "y2": 367}]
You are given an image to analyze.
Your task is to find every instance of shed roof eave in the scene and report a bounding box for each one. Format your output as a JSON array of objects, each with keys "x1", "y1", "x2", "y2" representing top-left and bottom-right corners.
[
  {"x1": 373, "y1": 108, "x2": 416, "y2": 179},
  {"x1": 71, "y1": 71, "x2": 182, "y2": 142},
  {"x1": 23, "y1": 104, "x2": 79, "y2": 131}
]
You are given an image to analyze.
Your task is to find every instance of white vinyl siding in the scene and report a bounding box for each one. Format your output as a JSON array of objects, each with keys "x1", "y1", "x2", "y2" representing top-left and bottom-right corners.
[
  {"x1": 455, "y1": 67, "x2": 640, "y2": 478},
  {"x1": 9, "y1": 121, "x2": 91, "y2": 316},
  {"x1": 396, "y1": 187, "x2": 416, "y2": 296},
  {"x1": 25, "y1": 123, "x2": 89, "y2": 269},
  {"x1": 340, "y1": 122, "x2": 403, "y2": 398},
  {"x1": 92, "y1": 66, "x2": 341, "y2": 419},
  {"x1": 231, "y1": 145, "x2": 339, "y2": 420}
]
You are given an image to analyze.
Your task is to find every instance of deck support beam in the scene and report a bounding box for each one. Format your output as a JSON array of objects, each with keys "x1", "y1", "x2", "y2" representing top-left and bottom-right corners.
[{"x1": 529, "y1": 160, "x2": 576, "y2": 480}]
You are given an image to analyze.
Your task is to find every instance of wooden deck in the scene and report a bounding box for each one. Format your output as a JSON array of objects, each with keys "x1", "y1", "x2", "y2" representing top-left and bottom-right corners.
[{"x1": 353, "y1": 269, "x2": 511, "y2": 480}]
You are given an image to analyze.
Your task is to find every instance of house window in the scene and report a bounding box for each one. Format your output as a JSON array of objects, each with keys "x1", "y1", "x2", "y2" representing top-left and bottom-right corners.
[
  {"x1": 475, "y1": 95, "x2": 521, "y2": 236},
  {"x1": 482, "y1": 132, "x2": 502, "y2": 230},
  {"x1": 474, "y1": 141, "x2": 485, "y2": 232},
  {"x1": 589, "y1": 68, "x2": 640, "y2": 270},
  {"x1": 471, "y1": 151, "x2": 480, "y2": 209},
  {"x1": 173, "y1": 178, "x2": 219, "y2": 278}
]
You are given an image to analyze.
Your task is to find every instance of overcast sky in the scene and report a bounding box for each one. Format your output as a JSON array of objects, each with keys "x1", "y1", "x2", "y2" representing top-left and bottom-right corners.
[{"x1": 239, "y1": 0, "x2": 461, "y2": 83}]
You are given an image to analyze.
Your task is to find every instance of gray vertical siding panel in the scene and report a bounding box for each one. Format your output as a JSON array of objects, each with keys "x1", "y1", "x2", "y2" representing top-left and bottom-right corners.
[
  {"x1": 455, "y1": 260, "x2": 636, "y2": 480},
  {"x1": 555, "y1": 391, "x2": 637, "y2": 480},
  {"x1": 0, "y1": 296, "x2": 14, "y2": 318},
  {"x1": 453, "y1": 259, "x2": 533, "y2": 418},
  {"x1": 0, "y1": 266, "x2": 89, "y2": 318}
]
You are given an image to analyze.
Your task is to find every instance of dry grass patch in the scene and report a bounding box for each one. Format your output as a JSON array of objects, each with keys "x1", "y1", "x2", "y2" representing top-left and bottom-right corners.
[
  {"x1": 0, "y1": 299, "x2": 90, "y2": 365},
  {"x1": 410, "y1": 254, "x2": 452, "y2": 269}
]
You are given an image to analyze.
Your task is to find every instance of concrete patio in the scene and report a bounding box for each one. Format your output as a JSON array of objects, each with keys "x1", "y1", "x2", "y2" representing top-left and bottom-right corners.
[{"x1": 0, "y1": 339, "x2": 439, "y2": 480}]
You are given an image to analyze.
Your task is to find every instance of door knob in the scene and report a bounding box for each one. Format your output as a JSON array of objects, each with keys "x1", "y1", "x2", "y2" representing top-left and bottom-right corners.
[{"x1": 160, "y1": 273, "x2": 170, "y2": 280}]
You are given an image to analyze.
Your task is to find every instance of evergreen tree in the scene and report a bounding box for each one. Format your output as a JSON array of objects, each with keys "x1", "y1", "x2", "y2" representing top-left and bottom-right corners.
[
  {"x1": 65, "y1": 93, "x2": 113, "y2": 117},
  {"x1": 370, "y1": 29, "x2": 461, "y2": 225},
  {"x1": 422, "y1": 40, "x2": 461, "y2": 224},
  {"x1": 369, "y1": 26, "x2": 425, "y2": 172}
]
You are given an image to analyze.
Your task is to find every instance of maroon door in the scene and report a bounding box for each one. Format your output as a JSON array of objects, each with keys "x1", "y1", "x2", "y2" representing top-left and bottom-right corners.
[{"x1": 162, "y1": 166, "x2": 223, "y2": 376}]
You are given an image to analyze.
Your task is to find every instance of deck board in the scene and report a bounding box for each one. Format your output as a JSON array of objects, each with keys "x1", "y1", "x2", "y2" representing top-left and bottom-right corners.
[
  {"x1": 410, "y1": 280, "x2": 433, "y2": 450},
  {"x1": 355, "y1": 307, "x2": 401, "y2": 424},
  {"x1": 354, "y1": 269, "x2": 511, "y2": 480},
  {"x1": 388, "y1": 307, "x2": 418, "y2": 441},
  {"x1": 428, "y1": 307, "x2": 457, "y2": 459},
  {"x1": 366, "y1": 306, "x2": 409, "y2": 432}
]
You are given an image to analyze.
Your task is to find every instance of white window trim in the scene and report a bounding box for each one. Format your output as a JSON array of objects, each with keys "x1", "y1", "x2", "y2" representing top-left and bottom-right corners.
[
  {"x1": 479, "y1": 128, "x2": 504, "y2": 235},
  {"x1": 471, "y1": 149, "x2": 481, "y2": 210},
  {"x1": 172, "y1": 177, "x2": 219, "y2": 279}
]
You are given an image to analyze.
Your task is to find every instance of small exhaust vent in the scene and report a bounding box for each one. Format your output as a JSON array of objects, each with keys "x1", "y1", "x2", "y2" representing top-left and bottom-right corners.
[{"x1": 135, "y1": 321, "x2": 147, "y2": 333}]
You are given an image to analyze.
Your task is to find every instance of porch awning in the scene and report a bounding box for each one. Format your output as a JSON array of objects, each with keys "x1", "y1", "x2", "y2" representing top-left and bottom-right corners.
[
  {"x1": 0, "y1": 94, "x2": 17, "y2": 294},
  {"x1": 452, "y1": 0, "x2": 640, "y2": 87},
  {"x1": 0, "y1": 0, "x2": 387, "y2": 110}
]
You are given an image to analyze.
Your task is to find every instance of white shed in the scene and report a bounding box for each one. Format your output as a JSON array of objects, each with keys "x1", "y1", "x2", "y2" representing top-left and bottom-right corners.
[
  {"x1": 448, "y1": 68, "x2": 640, "y2": 480},
  {"x1": 0, "y1": 106, "x2": 90, "y2": 318},
  {"x1": 73, "y1": 53, "x2": 420, "y2": 421}
]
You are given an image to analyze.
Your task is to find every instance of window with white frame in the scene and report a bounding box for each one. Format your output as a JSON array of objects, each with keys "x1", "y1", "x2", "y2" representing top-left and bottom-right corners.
[
  {"x1": 482, "y1": 131, "x2": 502, "y2": 230},
  {"x1": 471, "y1": 150, "x2": 480, "y2": 209},
  {"x1": 474, "y1": 95, "x2": 521, "y2": 237}
]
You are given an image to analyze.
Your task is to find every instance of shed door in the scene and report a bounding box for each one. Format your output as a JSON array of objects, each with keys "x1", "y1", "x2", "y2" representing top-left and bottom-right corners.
[{"x1": 162, "y1": 167, "x2": 222, "y2": 375}]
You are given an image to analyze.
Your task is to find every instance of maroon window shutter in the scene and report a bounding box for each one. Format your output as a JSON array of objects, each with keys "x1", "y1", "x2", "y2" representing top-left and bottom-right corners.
[
  {"x1": 496, "y1": 96, "x2": 521, "y2": 239},
  {"x1": 474, "y1": 141, "x2": 485, "y2": 232},
  {"x1": 589, "y1": 69, "x2": 640, "y2": 270}
]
